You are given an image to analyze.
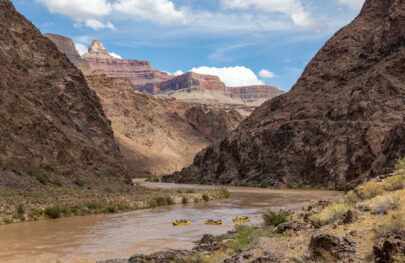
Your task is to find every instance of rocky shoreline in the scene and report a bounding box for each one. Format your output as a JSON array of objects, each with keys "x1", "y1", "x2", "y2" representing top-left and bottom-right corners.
[{"x1": 99, "y1": 174, "x2": 405, "y2": 263}]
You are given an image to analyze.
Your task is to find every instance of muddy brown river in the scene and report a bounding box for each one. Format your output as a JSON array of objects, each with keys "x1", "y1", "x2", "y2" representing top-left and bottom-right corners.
[{"x1": 0, "y1": 182, "x2": 342, "y2": 263}]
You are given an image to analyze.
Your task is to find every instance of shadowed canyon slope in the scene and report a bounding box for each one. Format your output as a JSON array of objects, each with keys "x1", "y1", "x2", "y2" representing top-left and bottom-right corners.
[
  {"x1": 166, "y1": 0, "x2": 405, "y2": 188},
  {"x1": 81, "y1": 68, "x2": 244, "y2": 175},
  {"x1": 45, "y1": 35, "x2": 244, "y2": 175},
  {"x1": 0, "y1": 0, "x2": 128, "y2": 187}
]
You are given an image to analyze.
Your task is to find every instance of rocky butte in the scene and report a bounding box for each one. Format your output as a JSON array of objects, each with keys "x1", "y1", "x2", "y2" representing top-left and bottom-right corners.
[
  {"x1": 82, "y1": 40, "x2": 172, "y2": 86},
  {"x1": 0, "y1": 0, "x2": 128, "y2": 186},
  {"x1": 165, "y1": 0, "x2": 405, "y2": 189}
]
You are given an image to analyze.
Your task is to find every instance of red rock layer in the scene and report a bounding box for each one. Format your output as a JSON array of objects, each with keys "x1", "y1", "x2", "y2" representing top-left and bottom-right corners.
[{"x1": 82, "y1": 40, "x2": 172, "y2": 86}]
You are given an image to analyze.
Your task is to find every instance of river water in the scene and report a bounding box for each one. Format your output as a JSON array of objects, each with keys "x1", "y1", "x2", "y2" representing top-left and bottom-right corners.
[{"x1": 0, "y1": 182, "x2": 342, "y2": 263}]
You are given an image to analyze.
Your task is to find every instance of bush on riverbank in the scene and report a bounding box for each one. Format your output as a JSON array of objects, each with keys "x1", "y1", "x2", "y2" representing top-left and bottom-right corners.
[
  {"x1": 310, "y1": 203, "x2": 349, "y2": 226},
  {"x1": 228, "y1": 225, "x2": 273, "y2": 252},
  {"x1": 263, "y1": 210, "x2": 290, "y2": 226}
]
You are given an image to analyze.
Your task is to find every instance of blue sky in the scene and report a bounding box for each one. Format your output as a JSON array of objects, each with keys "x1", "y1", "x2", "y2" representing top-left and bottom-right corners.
[{"x1": 11, "y1": 0, "x2": 365, "y2": 91}]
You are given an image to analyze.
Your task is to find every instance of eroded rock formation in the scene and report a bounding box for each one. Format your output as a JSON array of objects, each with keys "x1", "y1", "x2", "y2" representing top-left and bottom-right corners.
[
  {"x1": 82, "y1": 40, "x2": 172, "y2": 86},
  {"x1": 165, "y1": 0, "x2": 405, "y2": 188},
  {"x1": 0, "y1": 0, "x2": 128, "y2": 184},
  {"x1": 43, "y1": 33, "x2": 89, "y2": 67}
]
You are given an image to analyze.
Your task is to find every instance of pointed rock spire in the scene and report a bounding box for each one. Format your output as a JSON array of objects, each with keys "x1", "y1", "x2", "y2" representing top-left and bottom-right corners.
[{"x1": 88, "y1": 40, "x2": 110, "y2": 56}]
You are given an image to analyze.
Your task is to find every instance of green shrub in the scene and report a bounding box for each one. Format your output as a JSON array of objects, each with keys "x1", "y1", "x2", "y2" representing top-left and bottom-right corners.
[
  {"x1": 148, "y1": 200, "x2": 157, "y2": 208},
  {"x1": 165, "y1": 196, "x2": 174, "y2": 205},
  {"x1": 344, "y1": 190, "x2": 360, "y2": 204},
  {"x1": 16, "y1": 203, "x2": 25, "y2": 215},
  {"x1": 52, "y1": 178, "x2": 63, "y2": 187},
  {"x1": 73, "y1": 179, "x2": 85, "y2": 187},
  {"x1": 227, "y1": 225, "x2": 271, "y2": 252},
  {"x1": 394, "y1": 157, "x2": 405, "y2": 175},
  {"x1": 146, "y1": 176, "x2": 160, "y2": 182},
  {"x1": 186, "y1": 189, "x2": 195, "y2": 193},
  {"x1": 263, "y1": 210, "x2": 290, "y2": 226},
  {"x1": 384, "y1": 175, "x2": 404, "y2": 191},
  {"x1": 374, "y1": 214, "x2": 405, "y2": 238},
  {"x1": 202, "y1": 194, "x2": 209, "y2": 201},
  {"x1": 44, "y1": 206, "x2": 62, "y2": 219},
  {"x1": 336, "y1": 180, "x2": 346, "y2": 191},
  {"x1": 105, "y1": 205, "x2": 118, "y2": 213},
  {"x1": 194, "y1": 197, "x2": 199, "y2": 203},
  {"x1": 104, "y1": 187, "x2": 113, "y2": 193},
  {"x1": 182, "y1": 197, "x2": 188, "y2": 204},
  {"x1": 217, "y1": 188, "x2": 231, "y2": 199},
  {"x1": 311, "y1": 203, "x2": 349, "y2": 226},
  {"x1": 86, "y1": 201, "x2": 103, "y2": 210}
]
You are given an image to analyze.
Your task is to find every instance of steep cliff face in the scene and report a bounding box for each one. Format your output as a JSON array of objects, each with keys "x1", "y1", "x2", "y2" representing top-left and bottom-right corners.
[
  {"x1": 43, "y1": 33, "x2": 89, "y2": 67},
  {"x1": 0, "y1": 0, "x2": 128, "y2": 185},
  {"x1": 81, "y1": 68, "x2": 241, "y2": 175},
  {"x1": 226, "y1": 85, "x2": 284, "y2": 106},
  {"x1": 82, "y1": 40, "x2": 172, "y2": 86},
  {"x1": 166, "y1": 0, "x2": 405, "y2": 188}
]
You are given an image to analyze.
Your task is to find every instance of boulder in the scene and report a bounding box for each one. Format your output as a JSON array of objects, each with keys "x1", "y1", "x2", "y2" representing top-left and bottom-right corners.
[{"x1": 373, "y1": 231, "x2": 405, "y2": 263}]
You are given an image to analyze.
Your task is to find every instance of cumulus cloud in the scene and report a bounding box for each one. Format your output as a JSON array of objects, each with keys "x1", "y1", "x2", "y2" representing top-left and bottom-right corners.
[
  {"x1": 38, "y1": 0, "x2": 116, "y2": 30},
  {"x1": 85, "y1": 19, "x2": 116, "y2": 30},
  {"x1": 173, "y1": 70, "x2": 184, "y2": 76},
  {"x1": 221, "y1": 0, "x2": 322, "y2": 30},
  {"x1": 259, "y1": 69, "x2": 276, "y2": 79},
  {"x1": 191, "y1": 66, "x2": 264, "y2": 87},
  {"x1": 109, "y1": 52, "x2": 122, "y2": 59},
  {"x1": 75, "y1": 43, "x2": 88, "y2": 56},
  {"x1": 113, "y1": 0, "x2": 186, "y2": 24},
  {"x1": 336, "y1": 0, "x2": 365, "y2": 10}
]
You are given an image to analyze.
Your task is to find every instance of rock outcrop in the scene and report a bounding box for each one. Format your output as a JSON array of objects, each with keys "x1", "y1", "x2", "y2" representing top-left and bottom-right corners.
[
  {"x1": 43, "y1": 33, "x2": 89, "y2": 67},
  {"x1": 82, "y1": 40, "x2": 172, "y2": 86},
  {"x1": 226, "y1": 85, "x2": 284, "y2": 107},
  {"x1": 165, "y1": 0, "x2": 405, "y2": 188},
  {"x1": 0, "y1": 0, "x2": 128, "y2": 184}
]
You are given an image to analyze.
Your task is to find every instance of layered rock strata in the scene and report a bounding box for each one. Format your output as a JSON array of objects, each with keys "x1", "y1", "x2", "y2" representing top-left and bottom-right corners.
[
  {"x1": 165, "y1": 0, "x2": 405, "y2": 188},
  {"x1": 82, "y1": 40, "x2": 172, "y2": 86}
]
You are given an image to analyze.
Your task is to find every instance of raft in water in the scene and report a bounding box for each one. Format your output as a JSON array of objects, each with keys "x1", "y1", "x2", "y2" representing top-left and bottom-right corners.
[
  {"x1": 205, "y1": 220, "x2": 222, "y2": 225},
  {"x1": 232, "y1": 217, "x2": 250, "y2": 223},
  {"x1": 172, "y1": 220, "x2": 190, "y2": 226}
]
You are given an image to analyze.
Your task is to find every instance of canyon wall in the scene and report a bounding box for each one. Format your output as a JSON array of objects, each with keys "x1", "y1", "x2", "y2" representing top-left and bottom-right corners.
[
  {"x1": 0, "y1": 0, "x2": 128, "y2": 188},
  {"x1": 165, "y1": 0, "x2": 405, "y2": 189}
]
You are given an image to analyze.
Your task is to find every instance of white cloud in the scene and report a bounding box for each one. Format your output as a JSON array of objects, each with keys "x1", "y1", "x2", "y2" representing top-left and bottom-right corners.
[
  {"x1": 38, "y1": 0, "x2": 116, "y2": 30},
  {"x1": 37, "y1": 0, "x2": 112, "y2": 20},
  {"x1": 109, "y1": 52, "x2": 122, "y2": 59},
  {"x1": 336, "y1": 0, "x2": 365, "y2": 10},
  {"x1": 191, "y1": 66, "x2": 264, "y2": 87},
  {"x1": 85, "y1": 19, "x2": 116, "y2": 30},
  {"x1": 173, "y1": 70, "x2": 184, "y2": 76},
  {"x1": 259, "y1": 69, "x2": 276, "y2": 79},
  {"x1": 221, "y1": 0, "x2": 322, "y2": 30},
  {"x1": 113, "y1": 0, "x2": 186, "y2": 24},
  {"x1": 75, "y1": 43, "x2": 88, "y2": 56}
]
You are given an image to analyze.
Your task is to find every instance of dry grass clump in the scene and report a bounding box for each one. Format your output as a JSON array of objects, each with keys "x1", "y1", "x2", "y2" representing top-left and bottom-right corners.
[
  {"x1": 384, "y1": 174, "x2": 405, "y2": 191},
  {"x1": 374, "y1": 214, "x2": 405, "y2": 239},
  {"x1": 310, "y1": 203, "x2": 349, "y2": 226},
  {"x1": 367, "y1": 193, "x2": 401, "y2": 215},
  {"x1": 357, "y1": 181, "x2": 384, "y2": 199}
]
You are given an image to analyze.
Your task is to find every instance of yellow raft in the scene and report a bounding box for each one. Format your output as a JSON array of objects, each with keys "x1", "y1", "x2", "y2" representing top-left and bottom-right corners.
[
  {"x1": 205, "y1": 220, "x2": 222, "y2": 225},
  {"x1": 172, "y1": 221, "x2": 190, "y2": 226},
  {"x1": 232, "y1": 218, "x2": 250, "y2": 223}
]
